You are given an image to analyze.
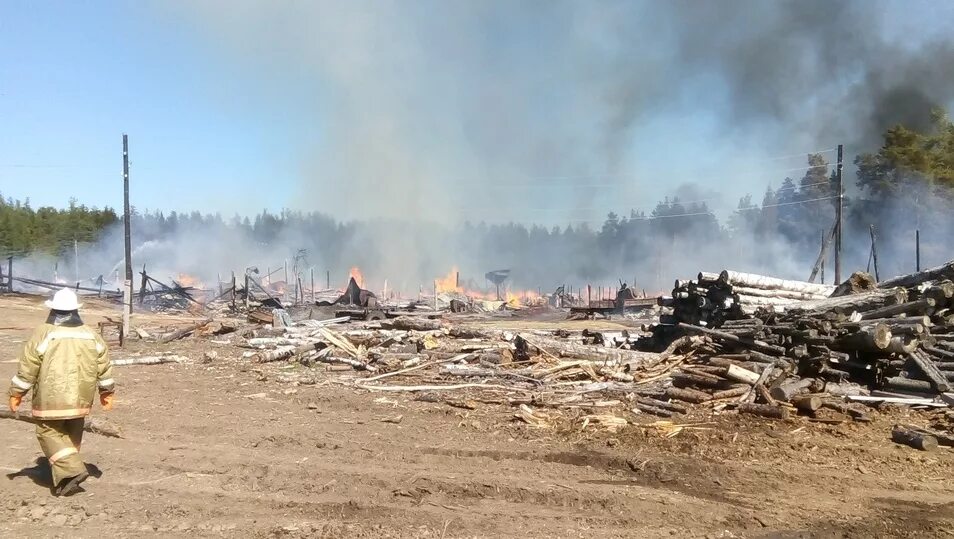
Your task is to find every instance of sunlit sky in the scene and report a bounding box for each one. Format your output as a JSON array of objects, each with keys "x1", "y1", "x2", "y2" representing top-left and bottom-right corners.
[{"x1": 2, "y1": 1, "x2": 952, "y2": 225}]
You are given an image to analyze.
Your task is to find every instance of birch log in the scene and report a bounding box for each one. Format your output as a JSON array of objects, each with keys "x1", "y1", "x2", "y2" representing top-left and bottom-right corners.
[{"x1": 719, "y1": 270, "x2": 835, "y2": 296}]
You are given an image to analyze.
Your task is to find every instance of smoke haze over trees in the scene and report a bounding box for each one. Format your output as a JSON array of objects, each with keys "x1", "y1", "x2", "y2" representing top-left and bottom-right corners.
[{"x1": 3, "y1": 115, "x2": 952, "y2": 294}]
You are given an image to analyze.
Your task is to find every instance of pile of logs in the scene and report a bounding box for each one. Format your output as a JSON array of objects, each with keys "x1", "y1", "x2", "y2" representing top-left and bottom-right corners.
[
  {"x1": 657, "y1": 270, "x2": 834, "y2": 328},
  {"x1": 662, "y1": 261, "x2": 954, "y2": 419}
]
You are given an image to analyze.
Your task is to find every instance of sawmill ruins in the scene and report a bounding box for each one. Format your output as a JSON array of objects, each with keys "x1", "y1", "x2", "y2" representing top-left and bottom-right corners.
[{"x1": 6, "y1": 1, "x2": 954, "y2": 536}]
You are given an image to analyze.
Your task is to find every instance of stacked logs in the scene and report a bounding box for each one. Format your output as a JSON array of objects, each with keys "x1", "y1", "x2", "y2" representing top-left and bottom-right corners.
[
  {"x1": 655, "y1": 270, "x2": 834, "y2": 329},
  {"x1": 666, "y1": 268, "x2": 954, "y2": 416}
]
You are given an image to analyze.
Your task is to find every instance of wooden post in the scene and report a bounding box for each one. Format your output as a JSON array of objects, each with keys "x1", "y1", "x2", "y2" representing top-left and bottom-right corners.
[
  {"x1": 283, "y1": 260, "x2": 289, "y2": 303},
  {"x1": 326, "y1": 270, "x2": 330, "y2": 289},
  {"x1": 244, "y1": 272, "x2": 250, "y2": 309},
  {"x1": 123, "y1": 133, "x2": 132, "y2": 318},
  {"x1": 121, "y1": 280, "x2": 131, "y2": 343},
  {"x1": 138, "y1": 266, "x2": 148, "y2": 305},
  {"x1": 433, "y1": 280, "x2": 438, "y2": 310},
  {"x1": 587, "y1": 284, "x2": 592, "y2": 307},
  {"x1": 455, "y1": 271, "x2": 459, "y2": 289},
  {"x1": 916, "y1": 230, "x2": 921, "y2": 272},
  {"x1": 217, "y1": 273, "x2": 223, "y2": 296},
  {"x1": 869, "y1": 224, "x2": 880, "y2": 282},
  {"x1": 231, "y1": 272, "x2": 236, "y2": 309},
  {"x1": 834, "y1": 143, "x2": 843, "y2": 284},
  {"x1": 311, "y1": 268, "x2": 315, "y2": 303},
  {"x1": 820, "y1": 231, "x2": 825, "y2": 284}
]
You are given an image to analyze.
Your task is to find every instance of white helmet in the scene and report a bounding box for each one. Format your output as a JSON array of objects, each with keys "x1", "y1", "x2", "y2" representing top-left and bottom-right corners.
[{"x1": 45, "y1": 288, "x2": 83, "y2": 311}]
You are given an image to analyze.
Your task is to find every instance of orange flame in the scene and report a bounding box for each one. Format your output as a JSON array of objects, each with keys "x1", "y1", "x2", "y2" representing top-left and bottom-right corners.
[
  {"x1": 435, "y1": 266, "x2": 462, "y2": 294},
  {"x1": 434, "y1": 267, "x2": 543, "y2": 305},
  {"x1": 175, "y1": 273, "x2": 203, "y2": 289},
  {"x1": 349, "y1": 266, "x2": 365, "y2": 288}
]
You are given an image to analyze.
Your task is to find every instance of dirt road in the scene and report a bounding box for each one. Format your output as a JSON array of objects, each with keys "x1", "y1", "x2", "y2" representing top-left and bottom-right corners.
[{"x1": 0, "y1": 295, "x2": 952, "y2": 538}]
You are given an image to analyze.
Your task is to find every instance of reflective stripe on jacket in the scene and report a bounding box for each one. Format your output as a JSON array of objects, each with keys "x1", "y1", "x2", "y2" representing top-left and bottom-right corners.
[{"x1": 8, "y1": 322, "x2": 114, "y2": 420}]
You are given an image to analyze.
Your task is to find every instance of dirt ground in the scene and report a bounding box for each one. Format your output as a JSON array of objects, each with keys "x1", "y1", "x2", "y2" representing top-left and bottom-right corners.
[{"x1": 0, "y1": 294, "x2": 952, "y2": 538}]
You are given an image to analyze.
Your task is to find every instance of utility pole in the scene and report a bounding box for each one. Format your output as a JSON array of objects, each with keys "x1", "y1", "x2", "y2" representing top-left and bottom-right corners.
[
  {"x1": 834, "y1": 144, "x2": 844, "y2": 284},
  {"x1": 916, "y1": 230, "x2": 921, "y2": 272},
  {"x1": 122, "y1": 134, "x2": 133, "y2": 339}
]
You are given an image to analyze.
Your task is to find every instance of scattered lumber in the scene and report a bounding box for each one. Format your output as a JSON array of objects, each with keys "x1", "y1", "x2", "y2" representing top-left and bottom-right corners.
[{"x1": 159, "y1": 319, "x2": 212, "y2": 343}]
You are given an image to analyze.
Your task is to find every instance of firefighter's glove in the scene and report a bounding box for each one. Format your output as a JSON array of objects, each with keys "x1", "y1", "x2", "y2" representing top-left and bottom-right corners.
[
  {"x1": 100, "y1": 393, "x2": 114, "y2": 411},
  {"x1": 9, "y1": 394, "x2": 22, "y2": 412}
]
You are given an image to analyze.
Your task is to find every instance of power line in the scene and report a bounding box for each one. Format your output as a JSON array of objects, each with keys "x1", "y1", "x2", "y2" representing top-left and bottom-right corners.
[
  {"x1": 458, "y1": 179, "x2": 837, "y2": 213},
  {"x1": 468, "y1": 160, "x2": 834, "y2": 188},
  {"x1": 537, "y1": 194, "x2": 840, "y2": 225}
]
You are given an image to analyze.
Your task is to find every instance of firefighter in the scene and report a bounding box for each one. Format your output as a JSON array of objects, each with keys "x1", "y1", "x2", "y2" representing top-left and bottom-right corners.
[{"x1": 8, "y1": 288, "x2": 115, "y2": 496}]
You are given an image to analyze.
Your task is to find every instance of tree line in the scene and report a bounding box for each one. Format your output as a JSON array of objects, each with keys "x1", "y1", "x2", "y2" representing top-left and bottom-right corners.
[{"x1": 3, "y1": 111, "x2": 952, "y2": 287}]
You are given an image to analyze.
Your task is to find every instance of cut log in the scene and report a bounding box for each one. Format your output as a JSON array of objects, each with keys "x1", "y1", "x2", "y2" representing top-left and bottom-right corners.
[
  {"x1": 719, "y1": 270, "x2": 834, "y2": 296},
  {"x1": 633, "y1": 403, "x2": 673, "y2": 417},
  {"x1": 909, "y1": 351, "x2": 951, "y2": 392},
  {"x1": 884, "y1": 335, "x2": 919, "y2": 355},
  {"x1": 711, "y1": 386, "x2": 751, "y2": 400},
  {"x1": 708, "y1": 357, "x2": 761, "y2": 372},
  {"x1": 879, "y1": 259, "x2": 954, "y2": 289},
  {"x1": 521, "y1": 335, "x2": 654, "y2": 366},
  {"x1": 860, "y1": 299, "x2": 936, "y2": 320},
  {"x1": 729, "y1": 286, "x2": 829, "y2": 301},
  {"x1": 724, "y1": 364, "x2": 760, "y2": 385},
  {"x1": 383, "y1": 316, "x2": 443, "y2": 331},
  {"x1": 891, "y1": 425, "x2": 938, "y2": 451},
  {"x1": 738, "y1": 403, "x2": 790, "y2": 420},
  {"x1": 899, "y1": 424, "x2": 954, "y2": 446},
  {"x1": 677, "y1": 323, "x2": 786, "y2": 355},
  {"x1": 112, "y1": 355, "x2": 186, "y2": 366},
  {"x1": 791, "y1": 395, "x2": 823, "y2": 412},
  {"x1": 633, "y1": 396, "x2": 688, "y2": 414},
  {"x1": 822, "y1": 381, "x2": 869, "y2": 397},
  {"x1": 883, "y1": 377, "x2": 935, "y2": 394},
  {"x1": 159, "y1": 318, "x2": 212, "y2": 343},
  {"x1": 832, "y1": 324, "x2": 891, "y2": 352},
  {"x1": 673, "y1": 373, "x2": 725, "y2": 390},
  {"x1": 770, "y1": 378, "x2": 814, "y2": 401},
  {"x1": 793, "y1": 288, "x2": 908, "y2": 315},
  {"x1": 924, "y1": 346, "x2": 954, "y2": 361},
  {"x1": 254, "y1": 345, "x2": 300, "y2": 363},
  {"x1": 831, "y1": 272, "x2": 877, "y2": 297},
  {"x1": 666, "y1": 387, "x2": 712, "y2": 404}
]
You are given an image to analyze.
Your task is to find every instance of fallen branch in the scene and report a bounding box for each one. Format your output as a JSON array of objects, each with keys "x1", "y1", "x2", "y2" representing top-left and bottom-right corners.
[
  {"x1": 0, "y1": 411, "x2": 123, "y2": 439},
  {"x1": 355, "y1": 382, "x2": 520, "y2": 393}
]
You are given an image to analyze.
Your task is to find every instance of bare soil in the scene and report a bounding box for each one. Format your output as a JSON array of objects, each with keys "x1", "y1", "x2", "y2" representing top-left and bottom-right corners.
[{"x1": 0, "y1": 294, "x2": 952, "y2": 538}]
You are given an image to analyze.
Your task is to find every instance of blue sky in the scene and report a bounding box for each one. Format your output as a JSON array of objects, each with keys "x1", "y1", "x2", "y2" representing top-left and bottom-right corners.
[
  {"x1": 1, "y1": 1, "x2": 952, "y2": 224},
  {"x1": 0, "y1": 1, "x2": 306, "y2": 215}
]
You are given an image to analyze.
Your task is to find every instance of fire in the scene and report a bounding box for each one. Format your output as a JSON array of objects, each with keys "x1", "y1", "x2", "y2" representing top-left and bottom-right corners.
[
  {"x1": 434, "y1": 266, "x2": 543, "y2": 305},
  {"x1": 349, "y1": 266, "x2": 365, "y2": 288},
  {"x1": 435, "y1": 266, "x2": 462, "y2": 294},
  {"x1": 175, "y1": 273, "x2": 203, "y2": 289}
]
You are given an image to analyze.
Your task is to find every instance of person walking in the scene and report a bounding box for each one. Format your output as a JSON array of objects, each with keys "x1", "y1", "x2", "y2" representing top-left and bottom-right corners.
[{"x1": 8, "y1": 288, "x2": 115, "y2": 496}]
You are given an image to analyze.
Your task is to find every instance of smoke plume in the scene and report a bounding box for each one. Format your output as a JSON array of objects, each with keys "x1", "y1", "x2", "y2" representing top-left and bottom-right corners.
[{"x1": 13, "y1": 1, "x2": 954, "y2": 295}]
